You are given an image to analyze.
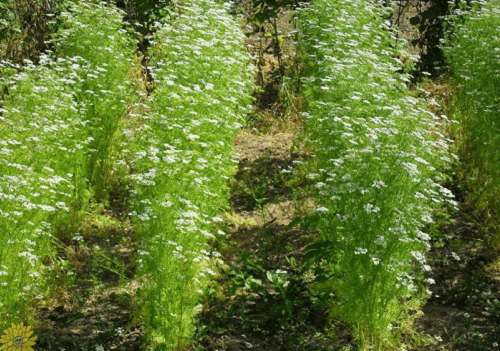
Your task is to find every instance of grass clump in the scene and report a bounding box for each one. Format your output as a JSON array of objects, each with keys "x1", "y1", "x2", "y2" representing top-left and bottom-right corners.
[
  {"x1": 443, "y1": 0, "x2": 500, "y2": 246},
  {"x1": 296, "y1": 0, "x2": 455, "y2": 348},
  {"x1": 0, "y1": 0, "x2": 138, "y2": 330},
  {"x1": 128, "y1": 0, "x2": 254, "y2": 348}
]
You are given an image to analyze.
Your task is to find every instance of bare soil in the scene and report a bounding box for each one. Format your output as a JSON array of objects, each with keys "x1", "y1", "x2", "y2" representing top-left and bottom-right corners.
[{"x1": 33, "y1": 216, "x2": 144, "y2": 351}]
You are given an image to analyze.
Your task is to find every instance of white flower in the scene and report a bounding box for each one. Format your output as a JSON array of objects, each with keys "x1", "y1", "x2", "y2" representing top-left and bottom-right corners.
[
  {"x1": 414, "y1": 157, "x2": 429, "y2": 165},
  {"x1": 372, "y1": 180, "x2": 387, "y2": 188},
  {"x1": 411, "y1": 251, "x2": 426, "y2": 264},
  {"x1": 181, "y1": 211, "x2": 199, "y2": 218},
  {"x1": 354, "y1": 248, "x2": 368, "y2": 255},
  {"x1": 416, "y1": 231, "x2": 431, "y2": 241},
  {"x1": 364, "y1": 203, "x2": 380, "y2": 213},
  {"x1": 138, "y1": 213, "x2": 150, "y2": 221},
  {"x1": 421, "y1": 215, "x2": 433, "y2": 223}
]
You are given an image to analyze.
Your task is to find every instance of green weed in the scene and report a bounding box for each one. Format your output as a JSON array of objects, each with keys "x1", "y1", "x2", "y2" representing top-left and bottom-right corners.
[{"x1": 196, "y1": 253, "x2": 337, "y2": 350}]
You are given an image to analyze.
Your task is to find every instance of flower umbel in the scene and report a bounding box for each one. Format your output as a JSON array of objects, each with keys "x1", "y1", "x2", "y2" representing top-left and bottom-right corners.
[{"x1": 0, "y1": 323, "x2": 37, "y2": 351}]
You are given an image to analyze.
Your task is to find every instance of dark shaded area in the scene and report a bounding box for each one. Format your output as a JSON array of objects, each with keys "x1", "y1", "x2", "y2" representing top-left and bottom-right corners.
[
  {"x1": 232, "y1": 0, "x2": 303, "y2": 129},
  {"x1": 107, "y1": 178, "x2": 135, "y2": 220},
  {"x1": 391, "y1": 0, "x2": 477, "y2": 78},
  {"x1": 392, "y1": 0, "x2": 449, "y2": 75},
  {"x1": 197, "y1": 219, "x2": 350, "y2": 351},
  {"x1": 113, "y1": 0, "x2": 172, "y2": 53},
  {"x1": 231, "y1": 153, "x2": 296, "y2": 211},
  {"x1": 36, "y1": 303, "x2": 143, "y2": 351},
  {"x1": 35, "y1": 209, "x2": 144, "y2": 350},
  {"x1": 112, "y1": 0, "x2": 177, "y2": 94},
  {"x1": 411, "y1": 166, "x2": 500, "y2": 350},
  {"x1": 196, "y1": 264, "x2": 343, "y2": 351},
  {"x1": 0, "y1": 0, "x2": 60, "y2": 63},
  {"x1": 414, "y1": 213, "x2": 500, "y2": 350}
]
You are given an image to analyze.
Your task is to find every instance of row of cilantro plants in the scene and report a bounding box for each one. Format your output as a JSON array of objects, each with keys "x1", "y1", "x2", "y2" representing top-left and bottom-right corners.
[
  {"x1": 443, "y1": 0, "x2": 500, "y2": 246},
  {"x1": 296, "y1": 0, "x2": 456, "y2": 349},
  {"x1": 130, "y1": 0, "x2": 253, "y2": 348},
  {"x1": 0, "y1": 0, "x2": 254, "y2": 349},
  {"x1": 0, "y1": 0, "x2": 139, "y2": 330}
]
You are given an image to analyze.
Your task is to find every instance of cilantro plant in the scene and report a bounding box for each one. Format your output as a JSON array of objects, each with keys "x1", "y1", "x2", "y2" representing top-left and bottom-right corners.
[{"x1": 297, "y1": 0, "x2": 455, "y2": 348}]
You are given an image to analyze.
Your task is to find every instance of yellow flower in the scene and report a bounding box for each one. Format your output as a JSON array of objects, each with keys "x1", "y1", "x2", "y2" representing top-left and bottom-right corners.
[{"x1": 0, "y1": 323, "x2": 37, "y2": 351}]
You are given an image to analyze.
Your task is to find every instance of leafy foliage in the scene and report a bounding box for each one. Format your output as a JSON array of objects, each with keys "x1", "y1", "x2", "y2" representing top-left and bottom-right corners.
[
  {"x1": 196, "y1": 253, "x2": 335, "y2": 350},
  {"x1": 0, "y1": 0, "x2": 73, "y2": 63}
]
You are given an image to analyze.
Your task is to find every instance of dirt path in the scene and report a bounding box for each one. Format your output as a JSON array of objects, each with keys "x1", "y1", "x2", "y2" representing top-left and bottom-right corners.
[{"x1": 195, "y1": 2, "x2": 355, "y2": 350}]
